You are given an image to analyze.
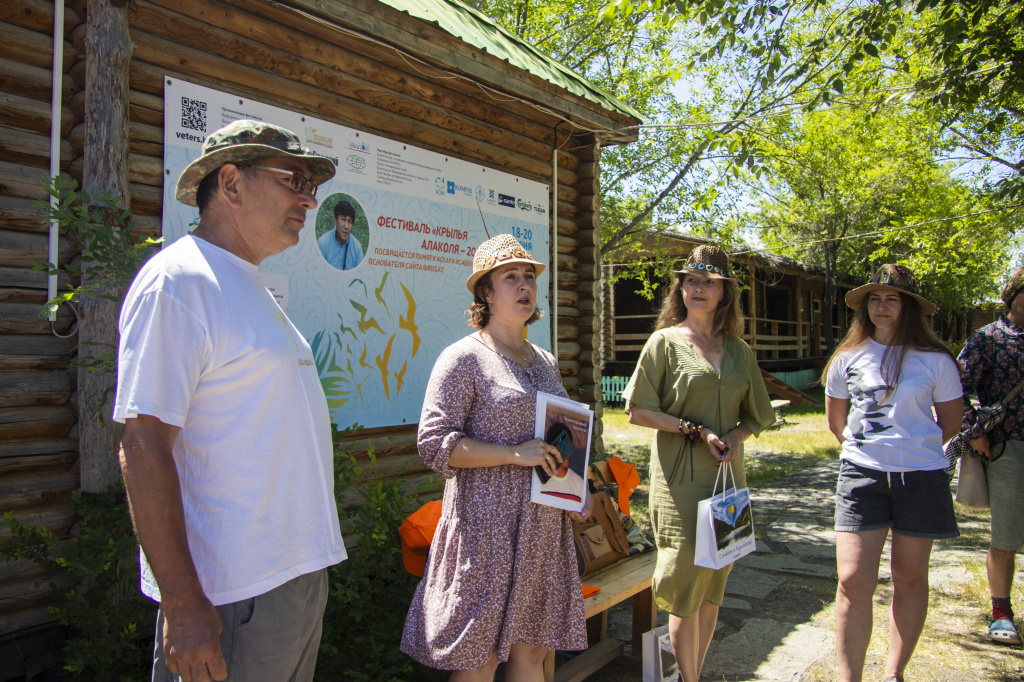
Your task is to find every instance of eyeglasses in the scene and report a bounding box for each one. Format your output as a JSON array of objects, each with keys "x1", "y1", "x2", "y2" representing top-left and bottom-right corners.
[{"x1": 249, "y1": 165, "x2": 318, "y2": 197}]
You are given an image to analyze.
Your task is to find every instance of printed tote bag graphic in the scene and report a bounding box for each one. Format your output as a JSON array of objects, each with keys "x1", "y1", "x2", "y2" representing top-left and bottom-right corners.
[{"x1": 694, "y1": 462, "x2": 756, "y2": 569}]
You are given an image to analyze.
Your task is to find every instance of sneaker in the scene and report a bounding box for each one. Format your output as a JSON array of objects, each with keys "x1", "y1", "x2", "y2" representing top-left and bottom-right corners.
[{"x1": 989, "y1": 617, "x2": 1021, "y2": 645}]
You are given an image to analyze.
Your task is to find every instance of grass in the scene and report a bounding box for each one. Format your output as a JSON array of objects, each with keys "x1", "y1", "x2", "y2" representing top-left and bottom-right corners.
[{"x1": 601, "y1": 387, "x2": 839, "y2": 490}]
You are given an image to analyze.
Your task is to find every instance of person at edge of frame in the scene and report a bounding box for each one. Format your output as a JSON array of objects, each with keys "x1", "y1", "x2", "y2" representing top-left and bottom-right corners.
[
  {"x1": 114, "y1": 120, "x2": 347, "y2": 682},
  {"x1": 959, "y1": 266, "x2": 1024, "y2": 646}
]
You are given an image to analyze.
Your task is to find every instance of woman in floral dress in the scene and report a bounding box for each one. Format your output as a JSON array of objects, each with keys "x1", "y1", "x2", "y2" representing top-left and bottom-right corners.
[{"x1": 402, "y1": 234, "x2": 591, "y2": 681}]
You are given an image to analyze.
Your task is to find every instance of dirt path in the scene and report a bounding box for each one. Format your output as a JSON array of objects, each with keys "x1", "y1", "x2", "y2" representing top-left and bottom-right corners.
[{"x1": 577, "y1": 457, "x2": 1024, "y2": 681}]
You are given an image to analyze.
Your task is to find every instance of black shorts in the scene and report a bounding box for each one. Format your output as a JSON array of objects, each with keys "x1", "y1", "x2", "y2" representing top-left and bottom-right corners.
[{"x1": 834, "y1": 460, "x2": 959, "y2": 539}]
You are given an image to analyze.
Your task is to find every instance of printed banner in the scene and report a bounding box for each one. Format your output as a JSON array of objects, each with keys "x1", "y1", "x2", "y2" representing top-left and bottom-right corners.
[{"x1": 162, "y1": 79, "x2": 551, "y2": 430}]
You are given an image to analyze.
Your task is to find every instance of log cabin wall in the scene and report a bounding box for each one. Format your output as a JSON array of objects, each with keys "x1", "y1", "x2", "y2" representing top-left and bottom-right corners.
[
  {"x1": 0, "y1": 0, "x2": 82, "y2": 653},
  {"x1": 0, "y1": 0, "x2": 636, "y2": 658}
]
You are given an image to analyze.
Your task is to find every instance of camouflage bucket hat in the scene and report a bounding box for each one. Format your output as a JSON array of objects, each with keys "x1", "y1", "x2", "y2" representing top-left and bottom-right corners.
[
  {"x1": 1002, "y1": 267, "x2": 1024, "y2": 309},
  {"x1": 175, "y1": 120, "x2": 336, "y2": 207},
  {"x1": 845, "y1": 263, "x2": 936, "y2": 314},
  {"x1": 675, "y1": 244, "x2": 735, "y2": 280}
]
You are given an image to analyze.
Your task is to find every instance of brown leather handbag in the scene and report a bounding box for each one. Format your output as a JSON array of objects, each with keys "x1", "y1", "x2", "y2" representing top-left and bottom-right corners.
[{"x1": 572, "y1": 490, "x2": 630, "y2": 578}]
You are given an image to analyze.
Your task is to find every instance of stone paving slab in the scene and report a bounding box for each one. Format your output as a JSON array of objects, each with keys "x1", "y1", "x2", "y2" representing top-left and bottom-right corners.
[
  {"x1": 703, "y1": 618, "x2": 834, "y2": 680},
  {"x1": 738, "y1": 554, "x2": 836, "y2": 578},
  {"x1": 787, "y1": 542, "x2": 838, "y2": 558},
  {"x1": 725, "y1": 566, "x2": 785, "y2": 599}
]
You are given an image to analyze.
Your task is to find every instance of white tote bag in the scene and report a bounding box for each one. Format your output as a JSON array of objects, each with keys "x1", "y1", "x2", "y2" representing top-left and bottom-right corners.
[
  {"x1": 694, "y1": 462, "x2": 756, "y2": 570},
  {"x1": 642, "y1": 625, "x2": 678, "y2": 682}
]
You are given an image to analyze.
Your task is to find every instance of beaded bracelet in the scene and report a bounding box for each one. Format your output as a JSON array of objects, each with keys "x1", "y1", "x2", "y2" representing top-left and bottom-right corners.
[{"x1": 677, "y1": 418, "x2": 704, "y2": 442}]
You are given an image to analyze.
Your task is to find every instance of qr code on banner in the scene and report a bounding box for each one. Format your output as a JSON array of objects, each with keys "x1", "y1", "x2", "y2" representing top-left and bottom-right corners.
[{"x1": 181, "y1": 97, "x2": 207, "y2": 133}]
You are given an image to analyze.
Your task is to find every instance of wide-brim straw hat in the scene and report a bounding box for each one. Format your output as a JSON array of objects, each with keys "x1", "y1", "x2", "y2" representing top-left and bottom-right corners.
[
  {"x1": 465, "y1": 234, "x2": 546, "y2": 293},
  {"x1": 845, "y1": 263, "x2": 936, "y2": 314},
  {"x1": 175, "y1": 119, "x2": 336, "y2": 207},
  {"x1": 675, "y1": 244, "x2": 735, "y2": 280}
]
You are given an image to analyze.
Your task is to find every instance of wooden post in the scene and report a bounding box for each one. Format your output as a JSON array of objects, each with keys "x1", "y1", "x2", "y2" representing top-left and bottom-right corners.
[
  {"x1": 79, "y1": 0, "x2": 132, "y2": 493},
  {"x1": 794, "y1": 274, "x2": 803, "y2": 358},
  {"x1": 747, "y1": 266, "x2": 757, "y2": 351}
]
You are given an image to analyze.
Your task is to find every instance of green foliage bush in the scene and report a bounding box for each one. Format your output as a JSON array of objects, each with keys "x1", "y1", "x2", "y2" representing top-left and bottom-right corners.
[
  {"x1": 317, "y1": 444, "x2": 445, "y2": 682},
  {"x1": 0, "y1": 482, "x2": 156, "y2": 680}
]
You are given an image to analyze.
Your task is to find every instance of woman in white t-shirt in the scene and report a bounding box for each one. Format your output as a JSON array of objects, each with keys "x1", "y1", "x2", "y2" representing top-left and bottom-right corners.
[{"x1": 824, "y1": 264, "x2": 962, "y2": 682}]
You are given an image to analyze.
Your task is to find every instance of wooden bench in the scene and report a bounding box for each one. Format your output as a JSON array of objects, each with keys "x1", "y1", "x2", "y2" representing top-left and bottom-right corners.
[{"x1": 543, "y1": 551, "x2": 658, "y2": 682}]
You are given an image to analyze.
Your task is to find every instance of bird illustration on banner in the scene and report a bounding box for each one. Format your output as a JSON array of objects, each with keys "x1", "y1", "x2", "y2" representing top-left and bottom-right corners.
[
  {"x1": 395, "y1": 360, "x2": 407, "y2": 395},
  {"x1": 375, "y1": 272, "x2": 391, "y2": 319},
  {"x1": 349, "y1": 278, "x2": 367, "y2": 297},
  {"x1": 351, "y1": 300, "x2": 384, "y2": 335},
  {"x1": 376, "y1": 334, "x2": 395, "y2": 401},
  {"x1": 398, "y1": 282, "x2": 420, "y2": 356}
]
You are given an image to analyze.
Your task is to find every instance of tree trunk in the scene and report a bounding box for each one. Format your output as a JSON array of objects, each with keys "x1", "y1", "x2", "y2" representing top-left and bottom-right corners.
[
  {"x1": 822, "y1": 244, "x2": 838, "y2": 357},
  {"x1": 80, "y1": 0, "x2": 132, "y2": 493}
]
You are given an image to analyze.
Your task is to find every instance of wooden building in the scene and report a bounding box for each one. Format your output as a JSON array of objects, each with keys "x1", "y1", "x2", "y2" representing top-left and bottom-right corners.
[
  {"x1": 602, "y1": 233, "x2": 857, "y2": 384},
  {"x1": 0, "y1": 0, "x2": 639, "y2": 673}
]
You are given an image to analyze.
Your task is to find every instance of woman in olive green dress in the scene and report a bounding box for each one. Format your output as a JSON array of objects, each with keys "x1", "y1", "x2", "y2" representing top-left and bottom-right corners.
[{"x1": 622, "y1": 245, "x2": 776, "y2": 682}]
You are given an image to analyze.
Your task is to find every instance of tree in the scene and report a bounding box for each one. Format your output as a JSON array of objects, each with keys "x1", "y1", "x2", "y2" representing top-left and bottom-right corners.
[
  {"x1": 615, "y1": 0, "x2": 1024, "y2": 198},
  {"x1": 751, "y1": 105, "x2": 954, "y2": 353}
]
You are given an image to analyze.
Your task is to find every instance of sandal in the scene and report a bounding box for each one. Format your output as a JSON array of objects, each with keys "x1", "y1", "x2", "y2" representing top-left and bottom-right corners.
[
  {"x1": 882, "y1": 677, "x2": 903, "y2": 682},
  {"x1": 989, "y1": 617, "x2": 1021, "y2": 645}
]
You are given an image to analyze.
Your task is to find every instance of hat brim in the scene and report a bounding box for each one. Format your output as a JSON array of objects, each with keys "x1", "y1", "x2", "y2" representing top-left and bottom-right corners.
[
  {"x1": 845, "y1": 283, "x2": 937, "y2": 314},
  {"x1": 401, "y1": 541, "x2": 428, "y2": 577},
  {"x1": 675, "y1": 265, "x2": 735, "y2": 281},
  {"x1": 175, "y1": 144, "x2": 337, "y2": 207},
  {"x1": 466, "y1": 258, "x2": 547, "y2": 293}
]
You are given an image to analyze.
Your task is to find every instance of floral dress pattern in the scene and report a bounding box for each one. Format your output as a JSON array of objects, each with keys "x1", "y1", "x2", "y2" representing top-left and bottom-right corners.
[
  {"x1": 959, "y1": 315, "x2": 1024, "y2": 443},
  {"x1": 400, "y1": 334, "x2": 586, "y2": 670}
]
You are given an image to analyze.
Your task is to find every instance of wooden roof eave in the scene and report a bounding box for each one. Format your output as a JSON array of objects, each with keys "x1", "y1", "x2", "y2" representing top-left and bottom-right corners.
[{"x1": 291, "y1": 0, "x2": 641, "y2": 142}]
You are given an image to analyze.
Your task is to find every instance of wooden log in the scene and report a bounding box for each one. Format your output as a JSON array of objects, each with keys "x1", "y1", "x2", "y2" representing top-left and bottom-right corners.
[
  {"x1": 0, "y1": 571, "x2": 74, "y2": 613},
  {"x1": 0, "y1": 466, "x2": 79, "y2": 510},
  {"x1": 132, "y1": 213, "x2": 161, "y2": 239},
  {"x1": 0, "y1": 160, "x2": 72, "y2": 202},
  {"x1": 0, "y1": 194, "x2": 49, "y2": 233},
  {"x1": 69, "y1": 151, "x2": 162, "y2": 188},
  {"x1": 0, "y1": 302, "x2": 75, "y2": 334},
  {"x1": 143, "y1": 0, "x2": 583, "y2": 153},
  {"x1": 129, "y1": 181, "x2": 163, "y2": 217},
  {"x1": 0, "y1": 333, "x2": 74, "y2": 357},
  {"x1": 0, "y1": 438, "x2": 77, "y2": 465},
  {"x1": 128, "y1": 121, "x2": 163, "y2": 157},
  {"x1": 0, "y1": 606, "x2": 56, "y2": 638},
  {"x1": 131, "y1": 0, "x2": 578, "y2": 175},
  {"x1": 0, "y1": 0, "x2": 81, "y2": 35},
  {"x1": 129, "y1": 88, "x2": 164, "y2": 123},
  {"x1": 336, "y1": 473, "x2": 438, "y2": 510},
  {"x1": 0, "y1": 370, "x2": 74, "y2": 407},
  {"x1": 127, "y1": 35, "x2": 563, "y2": 183},
  {"x1": 556, "y1": 291, "x2": 580, "y2": 308},
  {"x1": 558, "y1": 359, "x2": 580, "y2": 376},
  {"x1": 0, "y1": 504, "x2": 73, "y2": 538},
  {"x1": 0, "y1": 124, "x2": 75, "y2": 171},
  {"x1": 0, "y1": 21, "x2": 77, "y2": 72},
  {"x1": 285, "y1": 0, "x2": 634, "y2": 134},
  {"x1": 79, "y1": 0, "x2": 133, "y2": 494},
  {"x1": 0, "y1": 405, "x2": 76, "y2": 440},
  {"x1": 0, "y1": 56, "x2": 77, "y2": 103},
  {"x1": 0, "y1": 452, "x2": 76, "y2": 476},
  {"x1": 556, "y1": 341, "x2": 581, "y2": 361},
  {"x1": 0, "y1": 91, "x2": 76, "y2": 137},
  {"x1": 0, "y1": 228, "x2": 72, "y2": 267},
  {"x1": 0, "y1": 266, "x2": 72, "y2": 291}
]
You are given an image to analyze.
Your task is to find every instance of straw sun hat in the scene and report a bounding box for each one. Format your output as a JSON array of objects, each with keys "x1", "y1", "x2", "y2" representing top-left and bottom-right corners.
[
  {"x1": 845, "y1": 264, "x2": 936, "y2": 315},
  {"x1": 465, "y1": 234, "x2": 546, "y2": 292}
]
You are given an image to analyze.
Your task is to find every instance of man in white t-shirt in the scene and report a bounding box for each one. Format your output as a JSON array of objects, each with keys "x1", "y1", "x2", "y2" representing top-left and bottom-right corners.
[{"x1": 114, "y1": 120, "x2": 347, "y2": 682}]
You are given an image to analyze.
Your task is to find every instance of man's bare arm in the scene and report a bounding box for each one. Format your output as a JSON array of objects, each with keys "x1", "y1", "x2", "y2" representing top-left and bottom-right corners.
[{"x1": 120, "y1": 415, "x2": 227, "y2": 682}]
